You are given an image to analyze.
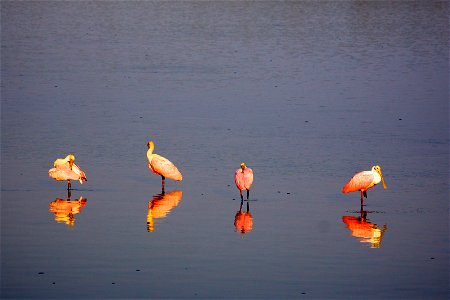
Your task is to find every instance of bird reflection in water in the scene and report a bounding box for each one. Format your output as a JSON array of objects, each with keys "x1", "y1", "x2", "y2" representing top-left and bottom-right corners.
[
  {"x1": 342, "y1": 209, "x2": 387, "y2": 248},
  {"x1": 234, "y1": 200, "x2": 253, "y2": 234},
  {"x1": 49, "y1": 190, "x2": 87, "y2": 226},
  {"x1": 147, "y1": 189, "x2": 183, "y2": 232}
]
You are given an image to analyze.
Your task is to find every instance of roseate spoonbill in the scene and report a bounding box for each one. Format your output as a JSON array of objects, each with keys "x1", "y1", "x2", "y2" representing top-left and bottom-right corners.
[
  {"x1": 342, "y1": 165, "x2": 387, "y2": 205},
  {"x1": 147, "y1": 141, "x2": 182, "y2": 189},
  {"x1": 48, "y1": 154, "x2": 87, "y2": 190},
  {"x1": 234, "y1": 162, "x2": 253, "y2": 201}
]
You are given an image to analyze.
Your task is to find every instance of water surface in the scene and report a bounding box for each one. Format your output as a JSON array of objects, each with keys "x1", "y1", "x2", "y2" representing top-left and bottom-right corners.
[{"x1": 1, "y1": 1, "x2": 448, "y2": 299}]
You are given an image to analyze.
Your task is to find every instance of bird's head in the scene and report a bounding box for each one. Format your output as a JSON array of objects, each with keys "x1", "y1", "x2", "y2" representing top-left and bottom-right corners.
[
  {"x1": 240, "y1": 162, "x2": 247, "y2": 170},
  {"x1": 147, "y1": 141, "x2": 154, "y2": 150},
  {"x1": 65, "y1": 154, "x2": 75, "y2": 169},
  {"x1": 372, "y1": 165, "x2": 388, "y2": 189}
]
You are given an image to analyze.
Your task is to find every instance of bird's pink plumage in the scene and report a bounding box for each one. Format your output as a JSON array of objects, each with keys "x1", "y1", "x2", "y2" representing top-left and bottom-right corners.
[
  {"x1": 342, "y1": 171, "x2": 374, "y2": 193},
  {"x1": 149, "y1": 155, "x2": 182, "y2": 181},
  {"x1": 234, "y1": 167, "x2": 253, "y2": 191},
  {"x1": 49, "y1": 163, "x2": 87, "y2": 184}
]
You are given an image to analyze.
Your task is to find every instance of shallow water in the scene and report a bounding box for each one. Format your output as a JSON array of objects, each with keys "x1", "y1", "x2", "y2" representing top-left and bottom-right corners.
[{"x1": 1, "y1": 1, "x2": 448, "y2": 299}]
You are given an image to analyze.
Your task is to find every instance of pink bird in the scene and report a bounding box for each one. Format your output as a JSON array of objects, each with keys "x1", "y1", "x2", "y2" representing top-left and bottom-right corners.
[
  {"x1": 48, "y1": 154, "x2": 87, "y2": 190},
  {"x1": 234, "y1": 162, "x2": 254, "y2": 201},
  {"x1": 147, "y1": 140, "x2": 182, "y2": 190},
  {"x1": 342, "y1": 165, "x2": 388, "y2": 206}
]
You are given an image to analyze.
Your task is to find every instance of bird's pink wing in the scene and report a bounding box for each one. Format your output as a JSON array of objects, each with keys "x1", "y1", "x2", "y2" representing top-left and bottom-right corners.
[
  {"x1": 235, "y1": 168, "x2": 253, "y2": 190},
  {"x1": 149, "y1": 155, "x2": 182, "y2": 181},
  {"x1": 48, "y1": 167, "x2": 81, "y2": 181},
  {"x1": 72, "y1": 163, "x2": 87, "y2": 183},
  {"x1": 342, "y1": 171, "x2": 374, "y2": 193},
  {"x1": 243, "y1": 168, "x2": 254, "y2": 189},
  {"x1": 235, "y1": 169, "x2": 245, "y2": 190}
]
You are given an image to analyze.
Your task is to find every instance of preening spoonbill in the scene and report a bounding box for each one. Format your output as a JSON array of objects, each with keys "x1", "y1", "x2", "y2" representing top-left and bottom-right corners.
[
  {"x1": 342, "y1": 165, "x2": 387, "y2": 205},
  {"x1": 48, "y1": 154, "x2": 87, "y2": 190},
  {"x1": 147, "y1": 141, "x2": 182, "y2": 189},
  {"x1": 234, "y1": 162, "x2": 253, "y2": 201}
]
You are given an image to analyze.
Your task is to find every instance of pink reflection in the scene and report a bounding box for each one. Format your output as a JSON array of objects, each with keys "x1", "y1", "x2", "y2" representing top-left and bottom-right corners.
[
  {"x1": 147, "y1": 190, "x2": 183, "y2": 232},
  {"x1": 342, "y1": 210, "x2": 387, "y2": 248},
  {"x1": 49, "y1": 196, "x2": 87, "y2": 226},
  {"x1": 234, "y1": 201, "x2": 253, "y2": 234}
]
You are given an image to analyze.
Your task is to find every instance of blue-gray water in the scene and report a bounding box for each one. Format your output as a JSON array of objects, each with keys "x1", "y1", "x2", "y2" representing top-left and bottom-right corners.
[{"x1": 1, "y1": 1, "x2": 448, "y2": 299}]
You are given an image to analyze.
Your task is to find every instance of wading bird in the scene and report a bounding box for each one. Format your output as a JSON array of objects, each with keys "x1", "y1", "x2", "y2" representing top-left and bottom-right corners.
[
  {"x1": 234, "y1": 162, "x2": 253, "y2": 201},
  {"x1": 48, "y1": 154, "x2": 87, "y2": 190},
  {"x1": 342, "y1": 165, "x2": 387, "y2": 206},
  {"x1": 147, "y1": 141, "x2": 182, "y2": 190}
]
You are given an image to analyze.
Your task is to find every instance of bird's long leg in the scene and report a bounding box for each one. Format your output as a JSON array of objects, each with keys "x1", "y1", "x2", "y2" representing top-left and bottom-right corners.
[
  {"x1": 161, "y1": 176, "x2": 165, "y2": 193},
  {"x1": 239, "y1": 199, "x2": 243, "y2": 212},
  {"x1": 246, "y1": 200, "x2": 249, "y2": 212},
  {"x1": 240, "y1": 190, "x2": 243, "y2": 201},
  {"x1": 361, "y1": 210, "x2": 367, "y2": 220},
  {"x1": 360, "y1": 190, "x2": 364, "y2": 207},
  {"x1": 67, "y1": 180, "x2": 71, "y2": 191},
  {"x1": 246, "y1": 189, "x2": 250, "y2": 201},
  {"x1": 67, "y1": 188, "x2": 72, "y2": 199}
]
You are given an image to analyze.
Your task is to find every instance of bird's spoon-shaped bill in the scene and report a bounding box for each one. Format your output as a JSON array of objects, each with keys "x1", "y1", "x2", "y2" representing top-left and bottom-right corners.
[{"x1": 381, "y1": 175, "x2": 388, "y2": 189}]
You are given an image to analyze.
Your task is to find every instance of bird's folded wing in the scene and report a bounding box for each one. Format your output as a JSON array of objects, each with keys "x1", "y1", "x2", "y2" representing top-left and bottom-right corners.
[
  {"x1": 342, "y1": 171, "x2": 374, "y2": 193},
  {"x1": 72, "y1": 163, "x2": 87, "y2": 182},
  {"x1": 48, "y1": 167, "x2": 81, "y2": 181},
  {"x1": 243, "y1": 168, "x2": 254, "y2": 189},
  {"x1": 150, "y1": 155, "x2": 183, "y2": 181}
]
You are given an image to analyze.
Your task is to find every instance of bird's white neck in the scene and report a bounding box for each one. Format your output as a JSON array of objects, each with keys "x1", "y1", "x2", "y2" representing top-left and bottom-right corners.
[
  {"x1": 372, "y1": 170, "x2": 381, "y2": 184},
  {"x1": 146, "y1": 148, "x2": 153, "y2": 163},
  {"x1": 147, "y1": 141, "x2": 154, "y2": 162}
]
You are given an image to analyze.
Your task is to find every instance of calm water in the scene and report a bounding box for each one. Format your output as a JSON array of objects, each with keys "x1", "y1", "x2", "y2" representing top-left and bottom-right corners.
[{"x1": 1, "y1": 1, "x2": 448, "y2": 299}]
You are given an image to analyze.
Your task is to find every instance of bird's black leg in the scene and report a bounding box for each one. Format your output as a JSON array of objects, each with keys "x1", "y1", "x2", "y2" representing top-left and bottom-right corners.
[
  {"x1": 67, "y1": 180, "x2": 71, "y2": 191},
  {"x1": 360, "y1": 190, "x2": 364, "y2": 207},
  {"x1": 239, "y1": 199, "x2": 243, "y2": 212},
  {"x1": 161, "y1": 176, "x2": 165, "y2": 193},
  {"x1": 246, "y1": 200, "x2": 249, "y2": 212},
  {"x1": 362, "y1": 210, "x2": 367, "y2": 220},
  {"x1": 246, "y1": 189, "x2": 250, "y2": 201},
  {"x1": 67, "y1": 188, "x2": 72, "y2": 199},
  {"x1": 240, "y1": 190, "x2": 243, "y2": 201}
]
